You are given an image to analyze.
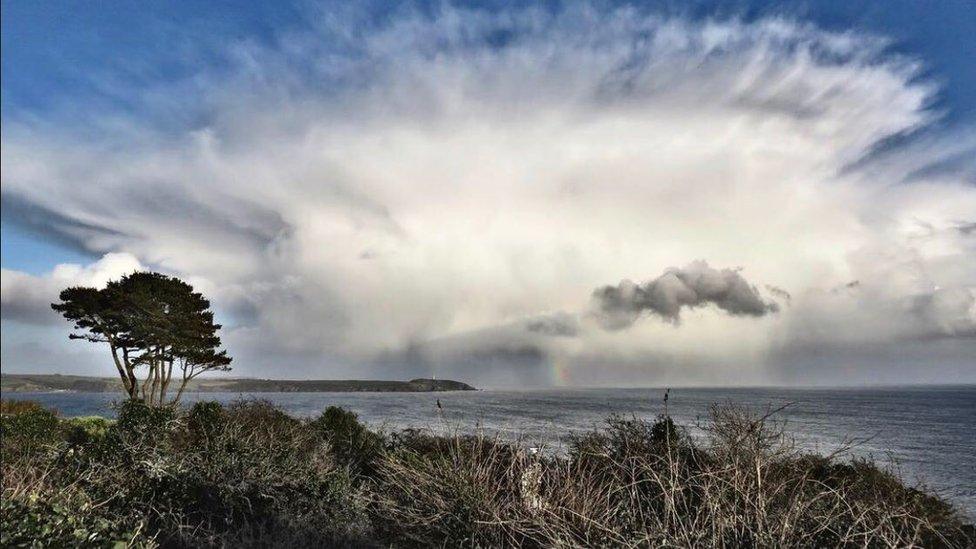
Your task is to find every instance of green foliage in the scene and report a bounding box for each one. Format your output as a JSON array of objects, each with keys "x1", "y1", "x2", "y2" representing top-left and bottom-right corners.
[
  {"x1": 649, "y1": 414, "x2": 679, "y2": 444},
  {"x1": 0, "y1": 399, "x2": 54, "y2": 416},
  {"x1": 63, "y1": 416, "x2": 113, "y2": 445},
  {"x1": 114, "y1": 400, "x2": 176, "y2": 439},
  {"x1": 569, "y1": 414, "x2": 686, "y2": 467},
  {"x1": 1, "y1": 402, "x2": 971, "y2": 548},
  {"x1": 186, "y1": 400, "x2": 226, "y2": 441},
  {"x1": 1, "y1": 493, "x2": 151, "y2": 548},
  {"x1": 147, "y1": 400, "x2": 371, "y2": 546},
  {"x1": 0, "y1": 406, "x2": 62, "y2": 457},
  {"x1": 51, "y1": 271, "x2": 232, "y2": 406},
  {"x1": 312, "y1": 406, "x2": 385, "y2": 476}
]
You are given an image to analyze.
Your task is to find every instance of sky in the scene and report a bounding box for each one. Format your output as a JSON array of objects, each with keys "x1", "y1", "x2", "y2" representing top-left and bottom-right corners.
[{"x1": 2, "y1": 1, "x2": 974, "y2": 388}]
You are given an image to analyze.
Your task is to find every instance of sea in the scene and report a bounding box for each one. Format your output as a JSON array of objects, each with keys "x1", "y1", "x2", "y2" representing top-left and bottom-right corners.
[{"x1": 6, "y1": 385, "x2": 975, "y2": 518}]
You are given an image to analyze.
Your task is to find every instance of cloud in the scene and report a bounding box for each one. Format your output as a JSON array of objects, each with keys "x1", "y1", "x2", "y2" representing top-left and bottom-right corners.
[
  {"x1": 912, "y1": 287, "x2": 976, "y2": 338},
  {"x1": 524, "y1": 312, "x2": 580, "y2": 337},
  {"x1": 765, "y1": 285, "x2": 792, "y2": 303},
  {"x1": 1, "y1": 5, "x2": 974, "y2": 384},
  {"x1": 773, "y1": 227, "x2": 976, "y2": 349},
  {"x1": 591, "y1": 261, "x2": 779, "y2": 328},
  {"x1": 1, "y1": 253, "x2": 143, "y2": 325}
]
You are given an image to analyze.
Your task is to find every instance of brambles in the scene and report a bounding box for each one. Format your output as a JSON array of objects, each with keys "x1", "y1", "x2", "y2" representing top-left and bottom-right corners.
[{"x1": 1, "y1": 400, "x2": 972, "y2": 548}]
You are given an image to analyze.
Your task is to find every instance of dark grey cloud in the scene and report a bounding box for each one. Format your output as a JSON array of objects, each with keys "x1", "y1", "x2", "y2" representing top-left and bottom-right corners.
[
  {"x1": 0, "y1": 193, "x2": 118, "y2": 257},
  {"x1": 765, "y1": 285, "x2": 792, "y2": 304},
  {"x1": 591, "y1": 261, "x2": 779, "y2": 329},
  {"x1": 524, "y1": 312, "x2": 580, "y2": 337}
]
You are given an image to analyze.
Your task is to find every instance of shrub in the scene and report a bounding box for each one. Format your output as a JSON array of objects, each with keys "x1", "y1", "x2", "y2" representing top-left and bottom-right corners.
[
  {"x1": 372, "y1": 433, "x2": 532, "y2": 547},
  {"x1": 0, "y1": 405, "x2": 62, "y2": 457},
  {"x1": 159, "y1": 400, "x2": 371, "y2": 546},
  {"x1": 0, "y1": 491, "x2": 152, "y2": 548},
  {"x1": 0, "y1": 399, "x2": 56, "y2": 416},
  {"x1": 312, "y1": 406, "x2": 385, "y2": 476},
  {"x1": 371, "y1": 408, "x2": 972, "y2": 548},
  {"x1": 63, "y1": 416, "x2": 113, "y2": 445},
  {"x1": 186, "y1": 400, "x2": 226, "y2": 442},
  {"x1": 105, "y1": 399, "x2": 370, "y2": 546},
  {"x1": 114, "y1": 399, "x2": 176, "y2": 439},
  {"x1": 224, "y1": 398, "x2": 298, "y2": 433},
  {"x1": 2, "y1": 400, "x2": 971, "y2": 548}
]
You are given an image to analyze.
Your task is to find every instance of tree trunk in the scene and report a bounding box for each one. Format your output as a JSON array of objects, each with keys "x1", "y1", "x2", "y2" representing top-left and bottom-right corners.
[
  {"x1": 169, "y1": 362, "x2": 194, "y2": 407},
  {"x1": 159, "y1": 356, "x2": 171, "y2": 406},
  {"x1": 170, "y1": 377, "x2": 188, "y2": 407},
  {"x1": 122, "y1": 347, "x2": 139, "y2": 400},
  {"x1": 108, "y1": 342, "x2": 133, "y2": 397},
  {"x1": 141, "y1": 362, "x2": 154, "y2": 404}
]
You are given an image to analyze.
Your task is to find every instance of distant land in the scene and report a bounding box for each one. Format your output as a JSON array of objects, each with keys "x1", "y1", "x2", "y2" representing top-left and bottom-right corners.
[{"x1": 0, "y1": 374, "x2": 476, "y2": 394}]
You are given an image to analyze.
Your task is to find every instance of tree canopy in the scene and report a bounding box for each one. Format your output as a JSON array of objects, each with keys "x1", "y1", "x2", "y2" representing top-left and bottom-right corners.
[{"x1": 52, "y1": 272, "x2": 231, "y2": 406}]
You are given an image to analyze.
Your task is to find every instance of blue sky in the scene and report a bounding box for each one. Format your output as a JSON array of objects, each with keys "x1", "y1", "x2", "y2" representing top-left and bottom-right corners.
[{"x1": 2, "y1": 1, "x2": 974, "y2": 385}]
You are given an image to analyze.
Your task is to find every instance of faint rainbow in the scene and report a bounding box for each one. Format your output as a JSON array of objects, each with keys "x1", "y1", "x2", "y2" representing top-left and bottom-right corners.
[{"x1": 550, "y1": 354, "x2": 571, "y2": 386}]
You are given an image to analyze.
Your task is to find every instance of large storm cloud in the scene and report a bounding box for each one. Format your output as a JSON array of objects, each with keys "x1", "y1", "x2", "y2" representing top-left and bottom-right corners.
[{"x1": 2, "y1": 5, "x2": 974, "y2": 385}]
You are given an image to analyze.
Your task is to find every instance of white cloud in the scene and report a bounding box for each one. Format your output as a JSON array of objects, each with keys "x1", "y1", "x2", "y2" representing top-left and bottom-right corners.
[
  {"x1": 1, "y1": 6, "x2": 973, "y2": 385},
  {"x1": 1, "y1": 253, "x2": 143, "y2": 325}
]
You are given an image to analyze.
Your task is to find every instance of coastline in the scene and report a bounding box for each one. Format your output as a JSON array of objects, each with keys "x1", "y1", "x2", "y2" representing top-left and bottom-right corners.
[{"x1": 0, "y1": 374, "x2": 476, "y2": 394}]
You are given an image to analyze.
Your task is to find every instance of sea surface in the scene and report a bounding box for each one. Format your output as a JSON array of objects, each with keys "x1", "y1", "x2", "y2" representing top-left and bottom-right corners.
[{"x1": 6, "y1": 385, "x2": 975, "y2": 518}]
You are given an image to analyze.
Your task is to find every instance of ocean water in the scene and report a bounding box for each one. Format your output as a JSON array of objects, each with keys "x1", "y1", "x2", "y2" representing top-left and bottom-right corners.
[{"x1": 6, "y1": 385, "x2": 975, "y2": 517}]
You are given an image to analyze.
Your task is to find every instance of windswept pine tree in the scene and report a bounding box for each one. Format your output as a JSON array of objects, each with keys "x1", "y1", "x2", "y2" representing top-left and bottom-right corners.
[{"x1": 52, "y1": 272, "x2": 231, "y2": 406}]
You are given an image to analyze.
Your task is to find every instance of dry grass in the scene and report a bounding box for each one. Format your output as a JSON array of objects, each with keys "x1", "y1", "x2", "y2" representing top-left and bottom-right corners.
[
  {"x1": 2, "y1": 399, "x2": 972, "y2": 548},
  {"x1": 370, "y1": 405, "x2": 972, "y2": 548}
]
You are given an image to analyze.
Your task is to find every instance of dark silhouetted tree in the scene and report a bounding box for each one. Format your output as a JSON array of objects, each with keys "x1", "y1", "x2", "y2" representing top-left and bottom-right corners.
[{"x1": 52, "y1": 272, "x2": 231, "y2": 406}]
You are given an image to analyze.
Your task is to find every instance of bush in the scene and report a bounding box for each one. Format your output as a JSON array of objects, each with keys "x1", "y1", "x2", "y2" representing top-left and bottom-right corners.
[
  {"x1": 186, "y1": 400, "x2": 226, "y2": 442},
  {"x1": 0, "y1": 491, "x2": 151, "y2": 548},
  {"x1": 312, "y1": 406, "x2": 385, "y2": 476},
  {"x1": 372, "y1": 433, "x2": 530, "y2": 547},
  {"x1": 114, "y1": 399, "x2": 176, "y2": 436},
  {"x1": 0, "y1": 399, "x2": 56, "y2": 416},
  {"x1": 224, "y1": 398, "x2": 298, "y2": 434},
  {"x1": 2, "y1": 401, "x2": 971, "y2": 548},
  {"x1": 0, "y1": 405, "x2": 62, "y2": 457},
  {"x1": 371, "y1": 408, "x2": 972, "y2": 548},
  {"x1": 159, "y1": 400, "x2": 371, "y2": 546},
  {"x1": 63, "y1": 416, "x2": 113, "y2": 445},
  {"x1": 570, "y1": 414, "x2": 685, "y2": 463}
]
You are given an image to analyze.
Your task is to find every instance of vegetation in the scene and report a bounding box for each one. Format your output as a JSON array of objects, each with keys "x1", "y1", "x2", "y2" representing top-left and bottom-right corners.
[
  {"x1": 0, "y1": 399, "x2": 55, "y2": 416},
  {"x1": 0, "y1": 373, "x2": 475, "y2": 394},
  {"x1": 1, "y1": 399, "x2": 971, "y2": 548},
  {"x1": 50, "y1": 272, "x2": 231, "y2": 406}
]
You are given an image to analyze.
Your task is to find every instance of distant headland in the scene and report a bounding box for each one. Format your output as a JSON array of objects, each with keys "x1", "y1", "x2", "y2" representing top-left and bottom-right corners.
[{"x1": 0, "y1": 374, "x2": 476, "y2": 394}]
